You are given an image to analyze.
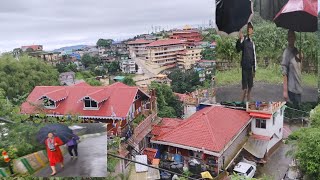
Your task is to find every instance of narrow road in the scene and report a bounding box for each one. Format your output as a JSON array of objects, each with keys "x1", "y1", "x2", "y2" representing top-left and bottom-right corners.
[
  {"x1": 134, "y1": 57, "x2": 156, "y2": 78},
  {"x1": 34, "y1": 135, "x2": 107, "y2": 177},
  {"x1": 216, "y1": 82, "x2": 317, "y2": 102}
]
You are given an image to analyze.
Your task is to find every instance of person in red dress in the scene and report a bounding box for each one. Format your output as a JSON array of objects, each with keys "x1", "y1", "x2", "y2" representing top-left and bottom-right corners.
[{"x1": 45, "y1": 132, "x2": 64, "y2": 176}]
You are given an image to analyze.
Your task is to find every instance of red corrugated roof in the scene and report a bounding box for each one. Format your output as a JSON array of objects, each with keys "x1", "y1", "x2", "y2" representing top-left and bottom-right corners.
[
  {"x1": 249, "y1": 112, "x2": 272, "y2": 119},
  {"x1": 43, "y1": 88, "x2": 68, "y2": 102},
  {"x1": 21, "y1": 82, "x2": 146, "y2": 118},
  {"x1": 154, "y1": 107, "x2": 251, "y2": 152},
  {"x1": 146, "y1": 39, "x2": 186, "y2": 47},
  {"x1": 151, "y1": 118, "x2": 183, "y2": 136},
  {"x1": 127, "y1": 39, "x2": 154, "y2": 45}
]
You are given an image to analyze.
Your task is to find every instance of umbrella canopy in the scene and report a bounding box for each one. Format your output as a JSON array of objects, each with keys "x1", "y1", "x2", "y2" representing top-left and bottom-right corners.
[
  {"x1": 274, "y1": 0, "x2": 318, "y2": 32},
  {"x1": 216, "y1": 0, "x2": 254, "y2": 35},
  {"x1": 37, "y1": 123, "x2": 73, "y2": 144}
]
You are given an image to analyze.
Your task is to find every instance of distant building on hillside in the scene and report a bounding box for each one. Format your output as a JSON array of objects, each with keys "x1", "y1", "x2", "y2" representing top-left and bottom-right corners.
[
  {"x1": 59, "y1": 72, "x2": 76, "y2": 86},
  {"x1": 145, "y1": 39, "x2": 186, "y2": 70},
  {"x1": 177, "y1": 44, "x2": 202, "y2": 70},
  {"x1": 127, "y1": 39, "x2": 154, "y2": 58},
  {"x1": 120, "y1": 59, "x2": 136, "y2": 74}
]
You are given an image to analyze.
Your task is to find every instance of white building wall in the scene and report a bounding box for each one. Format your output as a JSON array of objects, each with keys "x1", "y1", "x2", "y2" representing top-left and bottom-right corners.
[
  {"x1": 251, "y1": 108, "x2": 285, "y2": 152},
  {"x1": 184, "y1": 105, "x2": 197, "y2": 119}
]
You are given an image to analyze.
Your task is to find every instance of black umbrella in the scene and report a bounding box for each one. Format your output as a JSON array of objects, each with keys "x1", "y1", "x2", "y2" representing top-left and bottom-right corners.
[
  {"x1": 216, "y1": 0, "x2": 254, "y2": 35},
  {"x1": 37, "y1": 124, "x2": 73, "y2": 144}
]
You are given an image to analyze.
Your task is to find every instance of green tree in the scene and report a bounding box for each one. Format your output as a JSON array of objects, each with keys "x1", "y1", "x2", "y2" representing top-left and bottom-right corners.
[
  {"x1": 201, "y1": 47, "x2": 216, "y2": 60},
  {"x1": 149, "y1": 82, "x2": 183, "y2": 118},
  {"x1": 86, "y1": 78, "x2": 102, "y2": 86},
  {"x1": 56, "y1": 62, "x2": 77, "y2": 73},
  {"x1": 0, "y1": 54, "x2": 59, "y2": 104},
  {"x1": 107, "y1": 61, "x2": 120, "y2": 74},
  {"x1": 81, "y1": 54, "x2": 102, "y2": 69},
  {"x1": 287, "y1": 104, "x2": 320, "y2": 178},
  {"x1": 123, "y1": 76, "x2": 136, "y2": 86},
  {"x1": 168, "y1": 69, "x2": 201, "y2": 93},
  {"x1": 216, "y1": 36, "x2": 240, "y2": 64},
  {"x1": 0, "y1": 123, "x2": 45, "y2": 167},
  {"x1": 96, "y1": 39, "x2": 114, "y2": 48}
]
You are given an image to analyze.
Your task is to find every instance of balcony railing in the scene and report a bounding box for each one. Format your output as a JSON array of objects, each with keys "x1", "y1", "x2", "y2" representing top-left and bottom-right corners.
[{"x1": 246, "y1": 102, "x2": 286, "y2": 114}]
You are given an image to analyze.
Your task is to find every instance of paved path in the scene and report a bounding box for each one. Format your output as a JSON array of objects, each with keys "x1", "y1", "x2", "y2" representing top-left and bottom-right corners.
[
  {"x1": 34, "y1": 135, "x2": 107, "y2": 177},
  {"x1": 134, "y1": 57, "x2": 156, "y2": 77},
  {"x1": 216, "y1": 82, "x2": 317, "y2": 102}
]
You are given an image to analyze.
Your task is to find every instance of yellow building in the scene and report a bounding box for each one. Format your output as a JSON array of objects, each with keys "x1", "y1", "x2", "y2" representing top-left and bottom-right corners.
[
  {"x1": 177, "y1": 46, "x2": 202, "y2": 70},
  {"x1": 145, "y1": 39, "x2": 186, "y2": 69}
]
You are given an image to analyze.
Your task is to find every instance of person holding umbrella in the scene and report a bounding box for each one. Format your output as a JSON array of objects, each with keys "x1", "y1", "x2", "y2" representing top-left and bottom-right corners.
[
  {"x1": 236, "y1": 22, "x2": 257, "y2": 102},
  {"x1": 45, "y1": 132, "x2": 64, "y2": 176},
  {"x1": 66, "y1": 133, "x2": 80, "y2": 159},
  {"x1": 282, "y1": 30, "x2": 303, "y2": 106}
]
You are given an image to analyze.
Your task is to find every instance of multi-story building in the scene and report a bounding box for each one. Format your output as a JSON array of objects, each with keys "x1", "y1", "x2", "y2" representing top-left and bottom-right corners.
[
  {"x1": 169, "y1": 29, "x2": 202, "y2": 44},
  {"x1": 176, "y1": 45, "x2": 202, "y2": 70},
  {"x1": 145, "y1": 39, "x2": 186, "y2": 69},
  {"x1": 120, "y1": 59, "x2": 136, "y2": 74},
  {"x1": 127, "y1": 39, "x2": 154, "y2": 58},
  {"x1": 98, "y1": 46, "x2": 106, "y2": 56}
]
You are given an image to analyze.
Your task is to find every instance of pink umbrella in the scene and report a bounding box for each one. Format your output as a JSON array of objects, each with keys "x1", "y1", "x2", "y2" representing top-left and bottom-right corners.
[{"x1": 274, "y1": 0, "x2": 318, "y2": 32}]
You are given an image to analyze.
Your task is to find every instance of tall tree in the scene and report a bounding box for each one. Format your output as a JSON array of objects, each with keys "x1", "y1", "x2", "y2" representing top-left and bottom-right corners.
[
  {"x1": 168, "y1": 69, "x2": 201, "y2": 93},
  {"x1": 0, "y1": 55, "x2": 59, "y2": 104},
  {"x1": 149, "y1": 82, "x2": 183, "y2": 118},
  {"x1": 122, "y1": 76, "x2": 136, "y2": 86},
  {"x1": 96, "y1": 39, "x2": 114, "y2": 48}
]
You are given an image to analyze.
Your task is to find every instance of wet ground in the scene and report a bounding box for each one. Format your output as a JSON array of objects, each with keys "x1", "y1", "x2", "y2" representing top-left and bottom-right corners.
[
  {"x1": 255, "y1": 123, "x2": 302, "y2": 180},
  {"x1": 34, "y1": 135, "x2": 107, "y2": 177},
  {"x1": 216, "y1": 82, "x2": 317, "y2": 102}
]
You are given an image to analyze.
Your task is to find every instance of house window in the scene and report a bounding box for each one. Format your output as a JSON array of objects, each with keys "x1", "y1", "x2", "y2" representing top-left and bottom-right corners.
[
  {"x1": 135, "y1": 94, "x2": 141, "y2": 101},
  {"x1": 84, "y1": 97, "x2": 98, "y2": 108},
  {"x1": 43, "y1": 97, "x2": 55, "y2": 108},
  {"x1": 256, "y1": 119, "x2": 266, "y2": 129}
]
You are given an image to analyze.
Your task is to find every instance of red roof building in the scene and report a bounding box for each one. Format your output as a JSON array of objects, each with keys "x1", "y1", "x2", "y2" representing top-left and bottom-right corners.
[
  {"x1": 150, "y1": 106, "x2": 252, "y2": 175},
  {"x1": 169, "y1": 30, "x2": 203, "y2": 44},
  {"x1": 21, "y1": 45, "x2": 43, "y2": 52},
  {"x1": 21, "y1": 82, "x2": 154, "y2": 130},
  {"x1": 127, "y1": 39, "x2": 154, "y2": 58}
]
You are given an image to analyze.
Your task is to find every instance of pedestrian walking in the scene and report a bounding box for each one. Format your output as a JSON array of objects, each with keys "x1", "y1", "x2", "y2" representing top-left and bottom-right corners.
[
  {"x1": 236, "y1": 22, "x2": 257, "y2": 102},
  {"x1": 282, "y1": 30, "x2": 303, "y2": 107},
  {"x1": 45, "y1": 132, "x2": 64, "y2": 176},
  {"x1": 66, "y1": 133, "x2": 80, "y2": 159}
]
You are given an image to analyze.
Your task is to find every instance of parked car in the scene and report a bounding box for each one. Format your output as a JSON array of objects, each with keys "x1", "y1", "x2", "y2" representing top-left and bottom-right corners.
[{"x1": 233, "y1": 161, "x2": 256, "y2": 178}]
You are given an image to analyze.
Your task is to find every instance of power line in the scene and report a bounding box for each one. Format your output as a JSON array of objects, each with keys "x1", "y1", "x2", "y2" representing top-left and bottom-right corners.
[{"x1": 107, "y1": 153, "x2": 201, "y2": 180}]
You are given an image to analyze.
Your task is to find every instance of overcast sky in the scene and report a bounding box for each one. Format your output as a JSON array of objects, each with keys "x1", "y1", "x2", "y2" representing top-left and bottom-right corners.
[{"x1": 0, "y1": 0, "x2": 215, "y2": 52}]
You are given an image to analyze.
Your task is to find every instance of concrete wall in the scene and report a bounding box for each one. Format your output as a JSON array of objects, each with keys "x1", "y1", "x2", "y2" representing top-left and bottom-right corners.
[
  {"x1": 218, "y1": 125, "x2": 250, "y2": 170},
  {"x1": 251, "y1": 108, "x2": 284, "y2": 152}
]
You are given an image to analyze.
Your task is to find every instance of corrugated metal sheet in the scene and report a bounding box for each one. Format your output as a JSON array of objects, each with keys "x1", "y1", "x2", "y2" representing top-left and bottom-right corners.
[{"x1": 243, "y1": 137, "x2": 269, "y2": 158}]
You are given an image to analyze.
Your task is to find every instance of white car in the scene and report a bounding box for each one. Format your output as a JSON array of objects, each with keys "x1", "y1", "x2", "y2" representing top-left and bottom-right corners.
[{"x1": 233, "y1": 161, "x2": 256, "y2": 178}]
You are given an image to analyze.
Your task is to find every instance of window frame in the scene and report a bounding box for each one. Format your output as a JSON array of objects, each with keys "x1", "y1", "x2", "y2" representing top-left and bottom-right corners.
[
  {"x1": 256, "y1": 118, "x2": 267, "y2": 129},
  {"x1": 83, "y1": 97, "x2": 99, "y2": 109}
]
